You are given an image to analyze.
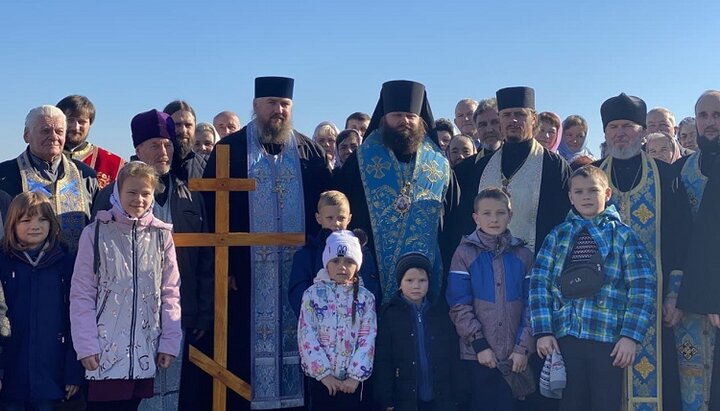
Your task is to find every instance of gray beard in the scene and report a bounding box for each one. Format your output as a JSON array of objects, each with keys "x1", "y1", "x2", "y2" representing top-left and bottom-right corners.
[{"x1": 607, "y1": 140, "x2": 642, "y2": 160}]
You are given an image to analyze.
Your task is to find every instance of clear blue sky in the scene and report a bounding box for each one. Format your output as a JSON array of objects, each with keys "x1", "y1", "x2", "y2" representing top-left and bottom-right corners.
[{"x1": 1, "y1": 0, "x2": 717, "y2": 160}]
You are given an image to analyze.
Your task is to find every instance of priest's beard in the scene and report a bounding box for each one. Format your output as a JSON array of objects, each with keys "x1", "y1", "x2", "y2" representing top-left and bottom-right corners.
[
  {"x1": 380, "y1": 119, "x2": 426, "y2": 155},
  {"x1": 257, "y1": 115, "x2": 293, "y2": 145},
  {"x1": 607, "y1": 139, "x2": 642, "y2": 160},
  {"x1": 698, "y1": 134, "x2": 720, "y2": 154}
]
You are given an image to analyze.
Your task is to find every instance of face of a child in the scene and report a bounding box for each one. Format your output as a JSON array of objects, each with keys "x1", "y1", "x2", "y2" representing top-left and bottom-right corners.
[
  {"x1": 472, "y1": 198, "x2": 511, "y2": 236},
  {"x1": 400, "y1": 268, "x2": 429, "y2": 304},
  {"x1": 315, "y1": 204, "x2": 351, "y2": 231},
  {"x1": 120, "y1": 176, "x2": 155, "y2": 218},
  {"x1": 326, "y1": 257, "x2": 358, "y2": 284},
  {"x1": 569, "y1": 175, "x2": 612, "y2": 219},
  {"x1": 16, "y1": 213, "x2": 50, "y2": 248}
]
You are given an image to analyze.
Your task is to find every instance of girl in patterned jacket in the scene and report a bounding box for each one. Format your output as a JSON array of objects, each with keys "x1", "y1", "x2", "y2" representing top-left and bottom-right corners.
[{"x1": 298, "y1": 230, "x2": 377, "y2": 411}]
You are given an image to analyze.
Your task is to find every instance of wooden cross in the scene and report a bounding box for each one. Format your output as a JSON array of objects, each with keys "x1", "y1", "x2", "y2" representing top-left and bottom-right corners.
[{"x1": 172, "y1": 144, "x2": 305, "y2": 410}]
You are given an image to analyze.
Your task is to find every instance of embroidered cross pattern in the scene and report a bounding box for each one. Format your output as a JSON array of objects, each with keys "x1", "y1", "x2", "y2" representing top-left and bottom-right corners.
[
  {"x1": 421, "y1": 160, "x2": 444, "y2": 183},
  {"x1": 680, "y1": 340, "x2": 699, "y2": 360},
  {"x1": 632, "y1": 203, "x2": 654, "y2": 225},
  {"x1": 367, "y1": 156, "x2": 391, "y2": 179},
  {"x1": 172, "y1": 145, "x2": 304, "y2": 410},
  {"x1": 634, "y1": 356, "x2": 655, "y2": 380},
  {"x1": 273, "y1": 167, "x2": 295, "y2": 208},
  {"x1": 255, "y1": 247, "x2": 274, "y2": 261}
]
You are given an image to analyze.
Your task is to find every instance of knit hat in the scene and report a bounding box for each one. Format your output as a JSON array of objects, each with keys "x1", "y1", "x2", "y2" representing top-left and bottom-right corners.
[
  {"x1": 600, "y1": 93, "x2": 647, "y2": 130},
  {"x1": 540, "y1": 351, "x2": 567, "y2": 399},
  {"x1": 497, "y1": 359, "x2": 536, "y2": 399},
  {"x1": 322, "y1": 230, "x2": 363, "y2": 269},
  {"x1": 131, "y1": 109, "x2": 177, "y2": 148},
  {"x1": 395, "y1": 252, "x2": 434, "y2": 285}
]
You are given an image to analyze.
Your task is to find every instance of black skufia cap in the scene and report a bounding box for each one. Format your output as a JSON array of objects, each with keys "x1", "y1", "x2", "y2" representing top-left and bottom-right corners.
[
  {"x1": 496, "y1": 86, "x2": 536, "y2": 111},
  {"x1": 365, "y1": 80, "x2": 435, "y2": 137},
  {"x1": 600, "y1": 93, "x2": 647, "y2": 130},
  {"x1": 254, "y1": 76, "x2": 294, "y2": 99}
]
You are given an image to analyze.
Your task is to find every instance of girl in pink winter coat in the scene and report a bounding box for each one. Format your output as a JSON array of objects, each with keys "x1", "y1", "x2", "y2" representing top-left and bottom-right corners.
[{"x1": 70, "y1": 162, "x2": 182, "y2": 411}]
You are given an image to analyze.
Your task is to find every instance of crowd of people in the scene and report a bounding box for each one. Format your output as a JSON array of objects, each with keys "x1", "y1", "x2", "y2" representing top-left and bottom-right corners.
[{"x1": 0, "y1": 76, "x2": 718, "y2": 411}]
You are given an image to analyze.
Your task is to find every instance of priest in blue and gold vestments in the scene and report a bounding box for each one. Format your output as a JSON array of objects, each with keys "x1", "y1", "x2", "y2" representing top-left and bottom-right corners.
[
  {"x1": 677, "y1": 90, "x2": 720, "y2": 411},
  {"x1": 203, "y1": 77, "x2": 332, "y2": 411},
  {"x1": 335, "y1": 80, "x2": 459, "y2": 303},
  {"x1": 594, "y1": 93, "x2": 691, "y2": 411}
]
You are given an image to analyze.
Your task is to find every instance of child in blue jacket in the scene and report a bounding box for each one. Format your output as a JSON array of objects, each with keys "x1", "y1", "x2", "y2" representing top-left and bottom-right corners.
[
  {"x1": 0, "y1": 192, "x2": 83, "y2": 411},
  {"x1": 289, "y1": 190, "x2": 381, "y2": 317}
]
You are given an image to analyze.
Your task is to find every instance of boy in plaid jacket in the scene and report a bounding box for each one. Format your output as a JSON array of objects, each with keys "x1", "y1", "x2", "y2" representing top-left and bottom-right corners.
[{"x1": 529, "y1": 165, "x2": 655, "y2": 411}]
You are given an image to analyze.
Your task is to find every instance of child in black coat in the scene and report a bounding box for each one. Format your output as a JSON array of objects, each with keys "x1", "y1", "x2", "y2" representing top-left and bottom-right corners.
[{"x1": 374, "y1": 253, "x2": 460, "y2": 411}]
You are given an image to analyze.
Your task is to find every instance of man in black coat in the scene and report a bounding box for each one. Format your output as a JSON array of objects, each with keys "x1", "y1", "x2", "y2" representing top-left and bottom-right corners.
[{"x1": 203, "y1": 77, "x2": 332, "y2": 411}]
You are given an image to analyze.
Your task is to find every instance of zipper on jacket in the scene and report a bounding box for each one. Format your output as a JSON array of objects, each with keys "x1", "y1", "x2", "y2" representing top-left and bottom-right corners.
[
  {"x1": 96, "y1": 290, "x2": 111, "y2": 322},
  {"x1": 128, "y1": 220, "x2": 138, "y2": 378}
]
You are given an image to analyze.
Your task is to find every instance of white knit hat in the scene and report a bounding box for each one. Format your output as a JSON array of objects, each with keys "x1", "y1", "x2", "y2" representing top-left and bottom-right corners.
[{"x1": 322, "y1": 230, "x2": 363, "y2": 269}]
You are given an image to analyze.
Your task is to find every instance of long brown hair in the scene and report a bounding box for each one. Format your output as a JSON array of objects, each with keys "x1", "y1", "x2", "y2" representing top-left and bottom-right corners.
[{"x1": 2, "y1": 192, "x2": 61, "y2": 252}]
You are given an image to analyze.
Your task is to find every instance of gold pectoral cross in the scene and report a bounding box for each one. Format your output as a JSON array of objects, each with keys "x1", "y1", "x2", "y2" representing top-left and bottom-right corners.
[{"x1": 501, "y1": 177, "x2": 511, "y2": 197}]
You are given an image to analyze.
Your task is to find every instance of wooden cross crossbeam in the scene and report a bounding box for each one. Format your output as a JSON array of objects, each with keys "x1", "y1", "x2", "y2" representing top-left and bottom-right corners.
[{"x1": 172, "y1": 144, "x2": 305, "y2": 410}]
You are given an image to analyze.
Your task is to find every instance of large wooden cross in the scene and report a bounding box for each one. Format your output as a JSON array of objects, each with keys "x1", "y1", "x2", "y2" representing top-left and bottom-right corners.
[{"x1": 173, "y1": 144, "x2": 305, "y2": 410}]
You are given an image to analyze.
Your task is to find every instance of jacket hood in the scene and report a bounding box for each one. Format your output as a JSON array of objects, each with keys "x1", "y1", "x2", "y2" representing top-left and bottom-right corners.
[
  {"x1": 566, "y1": 204, "x2": 621, "y2": 228},
  {"x1": 313, "y1": 268, "x2": 362, "y2": 288},
  {"x1": 95, "y1": 205, "x2": 172, "y2": 231},
  {"x1": 8, "y1": 240, "x2": 68, "y2": 269},
  {"x1": 562, "y1": 204, "x2": 621, "y2": 260},
  {"x1": 460, "y1": 228, "x2": 525, "y2": 254}
]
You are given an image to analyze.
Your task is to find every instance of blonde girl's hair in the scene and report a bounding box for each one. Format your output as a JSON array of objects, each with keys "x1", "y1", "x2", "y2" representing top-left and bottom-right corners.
[
  {"x1": 116, "y1": 161, "x2": 159, "y2": 191},
  {"x1": 2, "y1": 191, "x2": 61, "y2": 252}
]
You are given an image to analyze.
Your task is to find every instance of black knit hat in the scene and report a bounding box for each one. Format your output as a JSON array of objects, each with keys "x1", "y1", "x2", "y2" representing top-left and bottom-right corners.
[
  {"x1": 395, "y1": 252, "x2": 434, "y2": 285},
  {"x1": 600, "y1": 93, "x2": 647, "y2": 130}
]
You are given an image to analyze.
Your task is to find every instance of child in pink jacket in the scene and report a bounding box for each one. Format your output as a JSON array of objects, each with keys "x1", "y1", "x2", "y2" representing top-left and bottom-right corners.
[{"x1": 70, "y1": 162, "x2": 182, "y2": 411}]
